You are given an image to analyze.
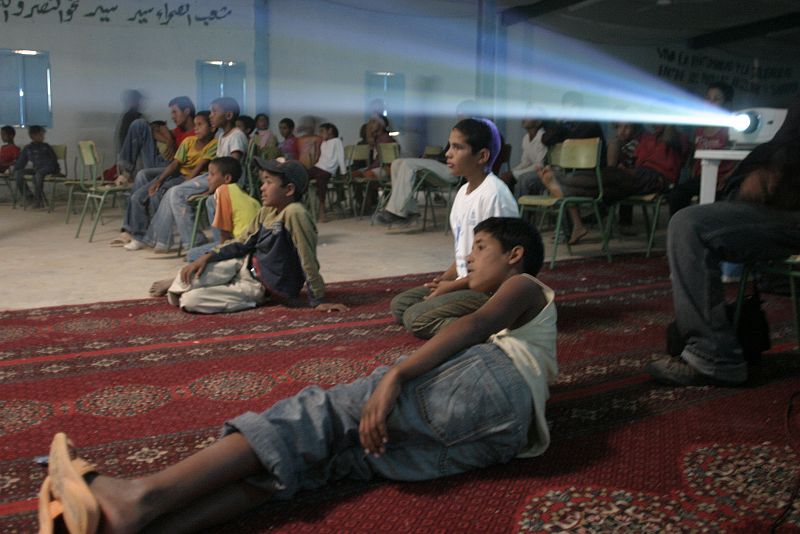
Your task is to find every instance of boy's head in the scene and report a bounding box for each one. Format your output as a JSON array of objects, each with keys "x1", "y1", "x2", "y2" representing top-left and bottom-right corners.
[
  {"x1": 28, "y1": 125, "x2": 46, "y2": 142},
  {"x1": 168, "y1": 96, "x2": 196, "y2": 127},
  {"x1": 279, "y1": 118, "x2": 295, "y2": 139},
  {"x1": 209, "y1": 97, "x2": 240, "y2": 130},
  {"x1": 255, "y1": 114, "x2": 269, "y2": 130},
  {"x1": 207, "y1": 156, "x2": 242, "y2": 194},
  {"x1": 468, "y1": 217, "x2": 544, "y2": 292},
  {"x1": 254, "y1": 157, "x2": 308, "y2": 206},
  {"x1": 1, "y1": 125, "x2": 15, "y2": 143},
  {"x1": 236, "y1": 115, "x2": 255, "y2": 136},
  {"x1": 706, "y1": 81, "x2": 734, "y2": 107},
  {"x1": 319, "y1": 122, "x2": 338, "y2": 140},
  {"x1": 452, "y1": 118, "x2": 501, "y2": 172}
]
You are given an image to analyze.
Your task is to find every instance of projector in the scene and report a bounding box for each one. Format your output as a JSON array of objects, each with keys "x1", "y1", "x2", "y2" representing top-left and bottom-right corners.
[{"x1": 729, "y1": 107, "x2": 787, "y2": 147}]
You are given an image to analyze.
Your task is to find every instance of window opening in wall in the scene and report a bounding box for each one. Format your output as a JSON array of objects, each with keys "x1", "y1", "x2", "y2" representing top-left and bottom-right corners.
[
  {"x1": 0, "y1": 49, "x2": 53, "y2": 127},
  {"x1": 196, "y1": 60, "x2": 246, "y2": 110}
]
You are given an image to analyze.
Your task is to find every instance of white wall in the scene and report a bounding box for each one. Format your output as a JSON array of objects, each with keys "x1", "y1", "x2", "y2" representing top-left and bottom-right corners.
[{"x1": 1, "y1": 0, "x2": 256, "y2": 168}]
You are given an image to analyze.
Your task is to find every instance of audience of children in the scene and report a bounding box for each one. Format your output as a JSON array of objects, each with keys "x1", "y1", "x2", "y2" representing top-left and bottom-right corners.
[
  {"x1": 112, "y1": 111, "x2": 218, "y2": 248},
  {"x1": 307, "y1": 123, "x2": 346, "y2": 223},
  {"x1": 0, "y1": 125, "x2": 20, "y2": 173},
  {"x1": 125, "y1": 97, "x2": 249, "y2": 253},
  {"x1": 278, "y1": 118, "x2": 300, "y2": 160},
  {"x1": 115, "y1": 96, "x2": 196, "y2": 185},
  {"x1": 183, "y1": 156, "x2": 261, "y2": 263},
  {"x1": 151, "y1": 158, "x2": 346, "y2": 314},
  {"x1": 12, "y1": 125, "x2": 59, "y2": 209},
  {"x1": 39, "y1": 216, "x2": 555, "y2": 534},
  {"x1": 390, "y1": 118, "x2": 519, "y2": 339}
]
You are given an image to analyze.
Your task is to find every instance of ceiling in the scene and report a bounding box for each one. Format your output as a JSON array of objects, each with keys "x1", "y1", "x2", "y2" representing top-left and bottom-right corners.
[{"x1": 327, "y1": 0, "x2": 800, "y2": 57}]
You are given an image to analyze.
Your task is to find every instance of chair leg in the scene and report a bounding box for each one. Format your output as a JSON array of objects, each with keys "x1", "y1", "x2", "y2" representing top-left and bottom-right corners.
[
  {"x1": 593, "y1": 203, "x2": 611, "y2": 263},
  {"x1": 75, "y1": 195, "x2": 93, "y2": 238},
  {"x1": 88, "y1": 192, "x2": 109, "y2": 242},
  {"x1": 65, "y1": 187, "x2": 74, "y2": 224},
  {"x1": 550, "y1": 204, "x2": 568, "y2": 269},
  {"x1": 733, "y1": 264, "x2": 753, "y2": 329},
  {"x1": 645, "y1": 199, "x2": 663, "y2": 258}
]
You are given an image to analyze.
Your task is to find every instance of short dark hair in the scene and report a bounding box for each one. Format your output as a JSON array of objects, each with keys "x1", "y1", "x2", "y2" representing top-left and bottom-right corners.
[
  {"x1": 168, "y1": 96, "x2": 196, "y2": 118},
  {"x1": 237, "y1": 114, "x2": 255, "y2": 134},
  {"x1": 150, "y1": 120, "x2": 167, "y2": 127},
  {"x1": 453, "y1": 118, "x2": 501, "y2": 170},
  {"x1": 319, "y1": 122, "x2": 339, "y2": 138},
  {"x1": 28, "y1": 125, "x2": 45, "y2": 136},
  {"x1": 279, "y1": 117, "x2": 294, "y2": 129},
  {"x1": 1, "y1": 125, "x2": 15, "y2": 137},
  {"x1": 473, "y1": 217, "x2": 544, "y2": 276},
  {"x1": 210, "y1": 156, "x2": 242, "y2": 183},
  {"x1": 195, "y1": 110, "x2": 211, "y2": 125},
  {"x1": 707, "y1": 81, "x2": 734, "y2": 103},
  {"x1": 255, "y1": 113, "x2": 269, "y2": 125},
  {"x1": 210, "y1": 97, "x2": 240, "y2": 122}
]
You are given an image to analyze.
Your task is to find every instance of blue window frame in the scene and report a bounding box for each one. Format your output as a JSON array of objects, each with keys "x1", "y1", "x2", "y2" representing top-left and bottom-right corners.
[
  {"x1": 196, "y1": 60, "x2": 246, "y2": 111},
  {"x1": 0, "y1": 49, "x2": 52, "y2": 127}
]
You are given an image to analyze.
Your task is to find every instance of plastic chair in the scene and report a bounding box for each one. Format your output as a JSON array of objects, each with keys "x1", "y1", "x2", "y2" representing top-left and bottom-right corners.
[
  {"x1": 347, "y1": 144, "x2": 376, "y2": 217},
  {"x1": 609, "y1": 193, "x2": 666, "y2": 257},
  {"x1": 1, "y1": 169, "x2": 16, "y2": 207},
  {"x1": 373, "y1": 143, "x2": 400, "y2": 212},
  {"x1": 75, "y1": 141, "x2": 132, "y2": 242},
  {"x1": 24, "y1": 144, "x2": 67, "y2": 211},
  {"x1": 517, "y1": 137, "x2": 610, "y2": 268}
]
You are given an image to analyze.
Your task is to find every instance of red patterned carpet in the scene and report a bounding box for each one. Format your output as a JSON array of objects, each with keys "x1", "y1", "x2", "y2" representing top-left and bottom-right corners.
[{"x1": 2, "y1": 255, "x2": 799, "y2": 532}]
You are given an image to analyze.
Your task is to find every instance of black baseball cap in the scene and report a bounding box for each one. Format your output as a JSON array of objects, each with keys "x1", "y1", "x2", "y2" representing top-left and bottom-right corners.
[{"x1": 253, "y1": 157, "x2": 308, "y2": 194}]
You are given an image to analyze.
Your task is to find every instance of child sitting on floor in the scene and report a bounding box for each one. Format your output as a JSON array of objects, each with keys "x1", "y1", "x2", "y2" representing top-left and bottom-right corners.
[
  {"x1": 150, "y1": 158, "x2": 347, "y2": 314},
  {"x1": 390, "y1": 117, "x2": 519, "y2": 339},
  {"x1": 39, "y1": 216, "x2": 556, "y2": 534},
  {"x1": 13, "y1": 125, "x2": 59, "y2": 208},
  {"x1": 183, "y1": 156, "x2": 261, "y2": 263},
  {"x1": 0, "y1": 125, "x2": 20, "y2": 173}
]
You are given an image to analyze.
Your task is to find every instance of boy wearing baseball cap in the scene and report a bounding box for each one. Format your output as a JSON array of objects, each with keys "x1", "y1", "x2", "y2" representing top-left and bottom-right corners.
[{"x1": 159, "y1": 157, "x2": 347, "y2": 313}]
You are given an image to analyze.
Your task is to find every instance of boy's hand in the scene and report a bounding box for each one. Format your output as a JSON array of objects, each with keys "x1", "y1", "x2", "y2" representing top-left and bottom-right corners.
[
  {"x1": 147, "y1": 180, "x2": 163, "y2": 197},
  {"x1": 315, "y1": 303, "x2": 350, "y2": 312},
  {"x1": 180, "y1": 254, "x2": 212, "y2": 284},
  {"x1": 424, "y1": 279, "x2": 460, "y2": 300},
  {"x1": 359, "y1": 370, "x2": 402, "y2": 457}
]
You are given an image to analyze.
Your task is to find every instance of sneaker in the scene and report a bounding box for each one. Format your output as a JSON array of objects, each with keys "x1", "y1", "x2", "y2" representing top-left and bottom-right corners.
[
  {"x1": 645, "y1": 356, "x2": 743, "y2": 387},
  {"x1": 124, "y1": 239, "x2": 147, "y2": 251}
]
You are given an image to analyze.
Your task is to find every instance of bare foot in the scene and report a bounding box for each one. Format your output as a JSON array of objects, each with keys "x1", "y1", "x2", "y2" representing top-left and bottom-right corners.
[
  {"x1": 568, "y1": 226, "x2": 589, "y2": 246},
  {"x1": 149, "y1": 279, "x2": 172, "y2": 297},
  {"x1": 109, "y1": 232, "x2": 132, "y2": 247},
  {"x1": 90, "y1": 476, "x2": 152, "y2": 534},
  {"x1": 538, "y1": 165, "x2": 555, "y2": 186}
]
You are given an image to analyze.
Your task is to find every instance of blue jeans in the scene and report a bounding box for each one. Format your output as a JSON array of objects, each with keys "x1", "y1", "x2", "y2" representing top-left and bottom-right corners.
[
  {"x1": 131, "y1": 167, "x2": 165, "y2": 193},
  {"x1": 669, "y1": 201, "x2": 800, "y2": 382},
  {"x1": 117, "y1": 119, "x2": 168, "y2": 174},
  {"x1": 143, "y1": 174, "x2": 209, "y2": 250},
  {"x1": 122, "y1": 174, "x2": 184, "y2": 240},
  {"x1": 222, "y1": 343, "x2": 531, "y2": 500}
]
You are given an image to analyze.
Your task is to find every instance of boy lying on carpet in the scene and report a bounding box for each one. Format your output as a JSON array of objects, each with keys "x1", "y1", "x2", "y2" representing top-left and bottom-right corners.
[
  {"x1": 149, "y1": 157, "x2": 347, "y2": 314},
  {"x1": 38, "y1": 217, "x2": 557, "y2": 534},
  {"x1": 390, "y1": 117, "x2": 519, "y2": 340}
]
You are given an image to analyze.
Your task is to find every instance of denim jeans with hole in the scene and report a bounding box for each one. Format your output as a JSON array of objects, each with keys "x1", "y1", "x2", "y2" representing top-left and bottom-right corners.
[
  {"x1": 223, "y1": 343, "x2": 531, "y2": 500},
  {"x1": 143, "y1": 174, "x2": 209, "y2": 250},
  {"x1": 117, "y1": 119, "x2": 169, "y2": 173}
]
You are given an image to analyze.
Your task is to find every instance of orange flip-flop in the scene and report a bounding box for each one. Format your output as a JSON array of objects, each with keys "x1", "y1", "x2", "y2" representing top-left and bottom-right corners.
[
  {"x1": 38, "y1": 476, "x2": 64, "y2": 534},
  {"x1": 45, "y1": 433, "x2": 100, "y2": 534}
]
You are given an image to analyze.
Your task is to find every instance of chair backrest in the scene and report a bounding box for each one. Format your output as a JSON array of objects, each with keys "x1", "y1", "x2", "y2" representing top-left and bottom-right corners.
[
  {"x1": 559, "y1": 137, "x2": 601, "y2": 170},
  {"x1": 50, "y1": 144, "x2": 68, "y2": 177},
  {"x1": 560, "y1": 137, "x2": 603, "y2": 199},
  {"x1": 547, "y1": 143, "x2": 563, "y2": 166},
  {"x1": 378, "y1": 142, "x2": 400, "y2": 166},
  {"x1": 349, "y1": 144, "x2": 371, "y2": 165},
  {"x1": 422, "y1": 145, "x2": 442, "y2": 158},
  {"x1": 76, "y1": 141, "x2": 99, "y2": 187}
]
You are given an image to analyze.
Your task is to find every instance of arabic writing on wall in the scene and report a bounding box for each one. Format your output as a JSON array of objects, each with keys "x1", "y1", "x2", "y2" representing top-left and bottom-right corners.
[{"x1": 1, "y1": 0, "x2": 233, "y2": 26}]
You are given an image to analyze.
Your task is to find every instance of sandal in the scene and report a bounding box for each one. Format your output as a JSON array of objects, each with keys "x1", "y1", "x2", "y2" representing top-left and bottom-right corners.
[
  {"x1": 109, "y1": 233, "x2": 132, "y2": 247},
  {"x1": 45, "y1": 433, "x2": 100, "y2": 534}
]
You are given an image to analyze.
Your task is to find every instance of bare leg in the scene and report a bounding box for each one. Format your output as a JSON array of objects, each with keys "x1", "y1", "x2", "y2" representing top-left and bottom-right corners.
[
  {"x1": 567, "y1": 207, "x2": 588, "y2": 245},
  {"x1": 88, "y1": 433, "x2": 268, "y2": 533},
  {"x1": 538, "y1": 165, "x2": 564, "y2": 198}
]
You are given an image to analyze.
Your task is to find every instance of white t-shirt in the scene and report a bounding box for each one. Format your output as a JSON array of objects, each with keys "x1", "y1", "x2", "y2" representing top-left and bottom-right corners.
[
  {"x1": 512, "y1": 129, "x2": 547, "y2": 178},
  {"x1": 315, "y1": 137, "x2": 346, "y2": 175},
  {"x1": 449, "y1": 172, "x2": 519, "y2": 278},
  {"x1": 215, "y1": 127, "x2": 249, "y2": 158}
]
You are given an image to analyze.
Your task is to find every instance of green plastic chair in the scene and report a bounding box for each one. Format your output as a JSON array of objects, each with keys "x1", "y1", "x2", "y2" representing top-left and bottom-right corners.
[
  {"x1": 517, "y1": 137, "x2": 611, "y2": 269},
  {"x1": 75, "y1": 141, "x2": 132, "y2": 242},
  {"x1": 347, "y1": 144, "x2": 375, "y2": 218}
]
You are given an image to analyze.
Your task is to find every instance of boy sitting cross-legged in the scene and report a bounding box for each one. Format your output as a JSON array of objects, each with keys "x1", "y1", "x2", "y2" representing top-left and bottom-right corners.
[
  {"x1": 152, "y1": 157, "x2": 347, "y2": 314},
  {"x1": 38, "y1": 217, "x2": 557, "y2": 534}
]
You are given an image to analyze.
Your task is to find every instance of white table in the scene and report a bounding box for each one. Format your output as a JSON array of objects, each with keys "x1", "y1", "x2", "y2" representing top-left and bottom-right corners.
[{"x1": 694, "y1": 149, "x2": 750, "y2": 204}]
